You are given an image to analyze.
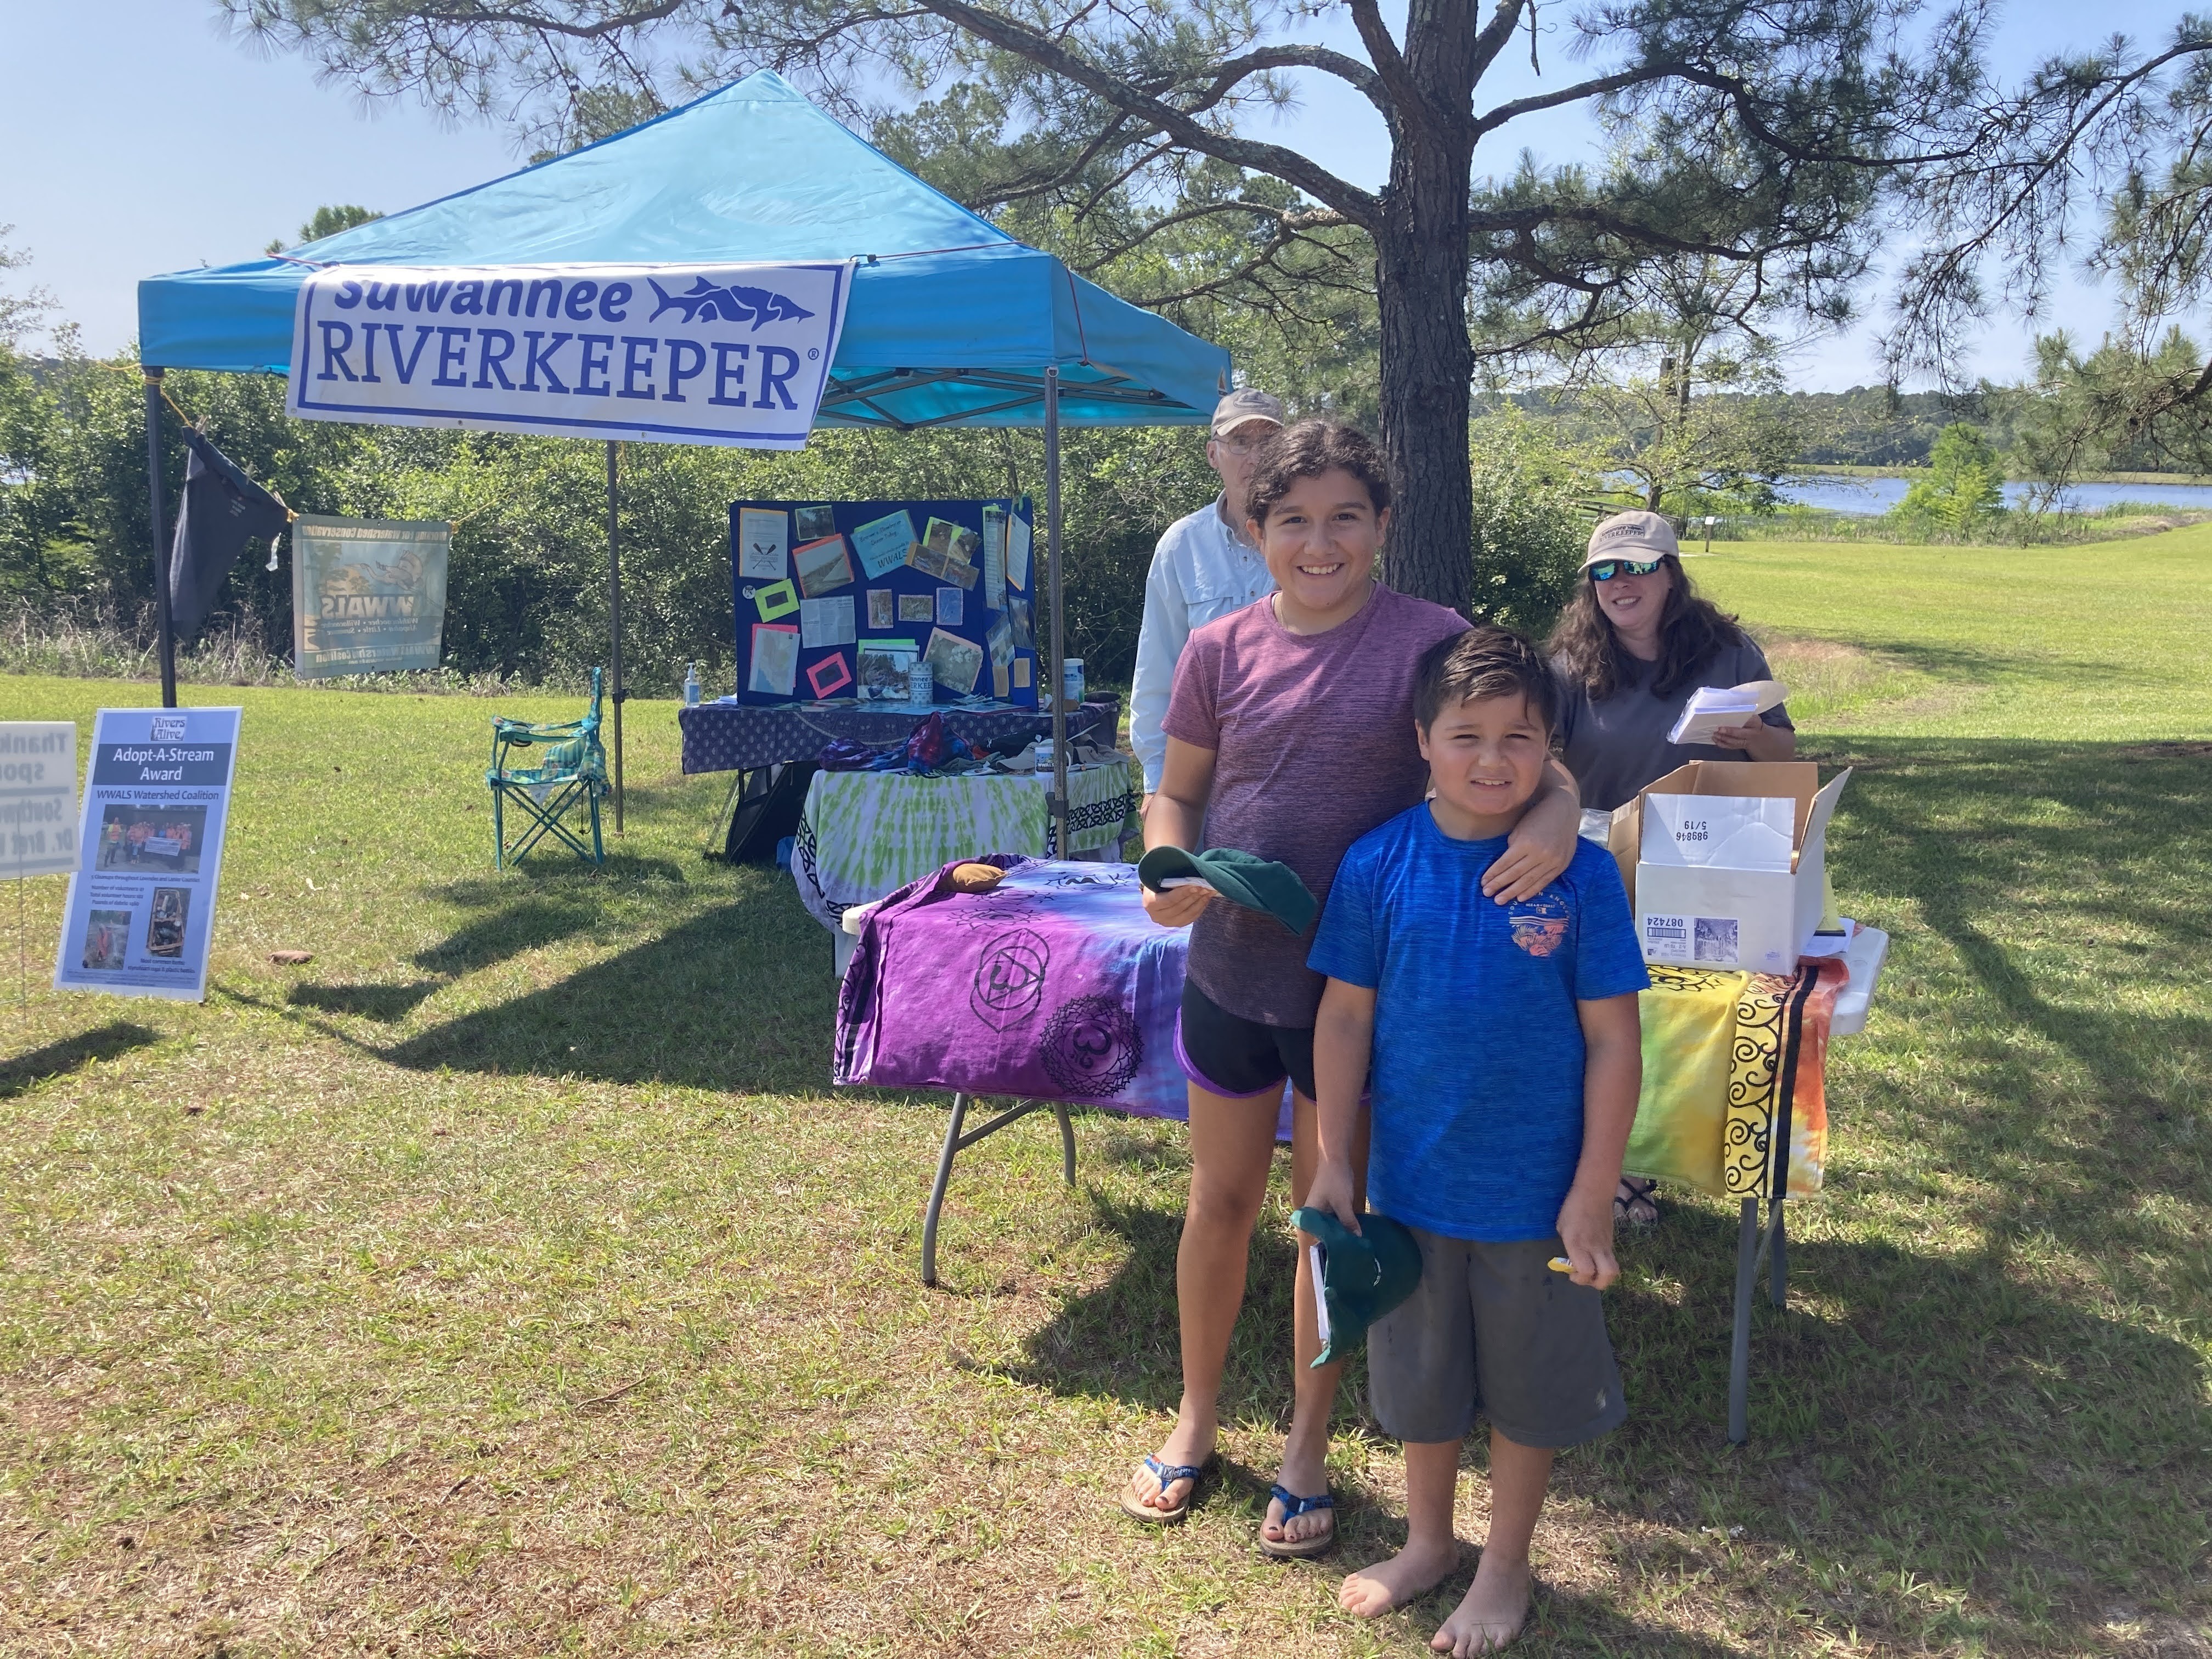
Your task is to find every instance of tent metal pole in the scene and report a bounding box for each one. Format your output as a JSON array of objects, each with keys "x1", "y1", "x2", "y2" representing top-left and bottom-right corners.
[
  {"x1": 145, "y1": 368, "x2": 176, "y2": 710},
  {"x1": 1045, "y1": 368, "x2": 1068, "y2": 856},
  {"x1": 606, "y1": 439, "x2": 625, "y2": 834}
]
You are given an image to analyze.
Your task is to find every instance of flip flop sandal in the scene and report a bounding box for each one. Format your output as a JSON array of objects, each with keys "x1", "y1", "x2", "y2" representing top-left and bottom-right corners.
[
  {"x1": 1257, "y1": 1485, "x2": 1337, "y2": 1559},
  {"x1": 1615, "y1": 1175, "x2": 1660, "y2": 1228},
  {"x1": 1119, "y1": 1454, "x2": 1210, "y2": 1525}
]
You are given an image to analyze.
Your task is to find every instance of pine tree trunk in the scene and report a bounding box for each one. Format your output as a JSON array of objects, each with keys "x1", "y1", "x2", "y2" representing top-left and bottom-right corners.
[{"x1": 1375, "y1": 3, "x2": 1481, "y2": 616}]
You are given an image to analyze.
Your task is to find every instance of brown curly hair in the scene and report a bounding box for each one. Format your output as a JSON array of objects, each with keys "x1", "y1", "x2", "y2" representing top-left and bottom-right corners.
[
  {"x1": 1545, "y1": 555, "x2": 1750, "y2": 699},
  {"x1": 1241, "y1": 419, "x2": 1393, "y2": 530}
]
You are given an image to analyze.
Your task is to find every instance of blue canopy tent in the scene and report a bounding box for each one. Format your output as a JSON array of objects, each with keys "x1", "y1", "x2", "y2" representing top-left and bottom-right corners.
[{"x1": 137, "y1": 69, "x2": 1231, "y2": 839}]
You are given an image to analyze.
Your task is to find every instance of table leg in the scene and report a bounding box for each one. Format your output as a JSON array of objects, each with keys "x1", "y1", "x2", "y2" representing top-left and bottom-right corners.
[
  {"x1": 922, "y1": 1092, "x2": 971, "y2": 1289},
  {"x1": 1769, "y1": 1197, "x2": 1787, "y2": 1309},
  {"x1": 1729, "y1": 1195, "x2": 1759, "y2": 1444},
  {"x1": 1053, "y1": 1101, "x2": 1076, "y2": 1186}
]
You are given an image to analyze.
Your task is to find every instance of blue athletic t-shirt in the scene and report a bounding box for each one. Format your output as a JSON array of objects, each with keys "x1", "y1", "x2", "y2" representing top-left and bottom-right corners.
[{"x1": 1308, "y1": 806, "x2": 1650, "y2": 1242}]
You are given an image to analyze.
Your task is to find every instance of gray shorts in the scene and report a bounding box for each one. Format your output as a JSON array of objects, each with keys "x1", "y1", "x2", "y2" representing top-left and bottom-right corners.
[{"x1": 1367, "y1": 1226, "x2": 1627, "y2": 1448}]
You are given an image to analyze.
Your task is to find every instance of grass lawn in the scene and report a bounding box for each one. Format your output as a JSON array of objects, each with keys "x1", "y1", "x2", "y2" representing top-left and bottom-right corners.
[{"x1": 2, "y1": 528, "x2": 2209, "y2": 1656}]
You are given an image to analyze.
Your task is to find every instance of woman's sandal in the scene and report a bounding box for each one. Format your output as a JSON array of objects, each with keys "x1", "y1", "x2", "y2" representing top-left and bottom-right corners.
[
  {"x1": 1256, "y1": 1485, "x2": 1337, "y2": 1559},
  {"x1": 1616, "y1": 1174, "x2": 1660, "y2": 1228},
  {"x1": 1119, "y1": 1454, "x2": 1211, "y2": 1525}
]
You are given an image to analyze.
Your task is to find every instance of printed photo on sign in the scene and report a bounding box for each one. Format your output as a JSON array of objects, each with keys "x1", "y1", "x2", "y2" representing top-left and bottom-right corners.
[
  {"x1": 949, "y1": 524, "x2": 981, "y2": 568},
  {"x1": 98, "y1": 803, "x2": 208, "y2": 874},
  {"x1": 859, "y1": 642, "x2": 917, "y2": 699},
  {"x1": 737, "y1": 507, "x2": 788, "y2": 579},
  {"x1": 794, "y1": 504, "x2": 838, "y2": 543},
  {"x1": 923, "y1": 516, "x2": 961, "y2": 558},
  {"x1": 935, "y1": 588, "x2": 963, "y2": 627},
  {"x1": 866, "y1": 589, "x2": 894, "y2": 630},
  {"x1": 939, "y1": 555, "x2": 979, "y2": 591},
  {"x1": 851, "y1": 510, "x2": 917, "y2": 579},
  {"x1": 1008, "y1": 595, "x2": 1034, "y2": 650},
  {"x1": 792, "y1": 534, "x2": 854, "y2": 598},
  {"x1": 82, "y1": 909, "x2": 132, "y2": 972},
  {"x1": 923, "y1": 628, "x2": 983, "y2": 696},
  {"x1": 905, "y1": 539, "x2": 947, "y2": 578},
  {"x1": 148, "y1": 888, "x2": 190, "y2": 959},
  {"x1": 897, "y1": 592, "x2": 934, "y2": 624}
]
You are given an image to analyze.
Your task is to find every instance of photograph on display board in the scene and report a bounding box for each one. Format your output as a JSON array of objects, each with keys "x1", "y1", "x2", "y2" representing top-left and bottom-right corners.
[
  {"x1": 896, "y1": 592, "x2": 934, "y2": 624},
  {"x1": 923, "y1": 628, "x2": 983, "y2": 696},
  {"x1": 794, "y1": 504, "x2": 838, "y2": 542},
  {"x1": 867, "y1": 589, "x2": 894, "y2": 629},
  {"x1": 100, "y1": 803, "x2": 208, "y2": 874},
  {"x1": 82, "y1": 909, "x2": 131, "y2": 972},
  {"x1": 148, "y1": 888, "x2": 190, "y2": 959},
  {"x1": 793, "y1": 534, "x2": 855, "y2": 597}
]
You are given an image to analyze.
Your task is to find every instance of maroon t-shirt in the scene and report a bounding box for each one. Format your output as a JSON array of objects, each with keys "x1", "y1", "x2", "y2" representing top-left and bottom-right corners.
[{"x1": 1163, "y1": 583, "x2": 1469, "y2": 1026}]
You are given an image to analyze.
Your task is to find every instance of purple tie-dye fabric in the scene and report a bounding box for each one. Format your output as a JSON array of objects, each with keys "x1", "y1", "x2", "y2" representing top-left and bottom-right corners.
[{"x1": 835, "y1": 857, "x2": 1226, "y2": 1122}]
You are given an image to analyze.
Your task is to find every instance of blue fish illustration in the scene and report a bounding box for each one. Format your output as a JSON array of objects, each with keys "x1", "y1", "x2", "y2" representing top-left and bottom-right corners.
[{"x1": 648, "y1": 275, "x2": 816, "y2": 330}]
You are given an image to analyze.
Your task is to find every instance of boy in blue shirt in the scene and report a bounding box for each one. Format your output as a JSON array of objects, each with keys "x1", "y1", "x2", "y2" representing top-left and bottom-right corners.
[{"x1": 1305, "y1": 625, "x2": 1647, "y2": 1654}]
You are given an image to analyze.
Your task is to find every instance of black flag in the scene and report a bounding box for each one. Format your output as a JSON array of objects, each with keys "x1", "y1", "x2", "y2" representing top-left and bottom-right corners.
[{"x1": 168, "y1": 427, "x2": 287, "y2": 642}]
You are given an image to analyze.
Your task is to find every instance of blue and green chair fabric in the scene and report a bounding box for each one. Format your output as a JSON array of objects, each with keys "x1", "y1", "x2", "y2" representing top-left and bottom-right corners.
[{"x1": 488, "y1": 668, "x2": 608, "y2": 867}]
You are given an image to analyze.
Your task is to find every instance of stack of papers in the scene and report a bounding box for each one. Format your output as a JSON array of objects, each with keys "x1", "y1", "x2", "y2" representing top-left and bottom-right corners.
[{"x1": 1667, "y1": 685, "x2": 1762, "y2": 746}]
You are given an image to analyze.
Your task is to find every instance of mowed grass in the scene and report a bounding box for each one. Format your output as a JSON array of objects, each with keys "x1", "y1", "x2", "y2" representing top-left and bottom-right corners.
[{"x1": 1, "y1": 527, "x2": 2208, "y2": 1656}]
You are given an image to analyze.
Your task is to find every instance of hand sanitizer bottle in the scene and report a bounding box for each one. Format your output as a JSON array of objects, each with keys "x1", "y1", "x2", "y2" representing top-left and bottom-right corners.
[{"x1": 684, "y1": 662, "x2": 701, "y2": 708}]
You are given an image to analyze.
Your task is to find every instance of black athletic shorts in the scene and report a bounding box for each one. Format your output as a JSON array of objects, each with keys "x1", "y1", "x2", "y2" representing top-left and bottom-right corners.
[{"x1": 1175, "y1": 977, "x2": 1317, "y2": 1102}]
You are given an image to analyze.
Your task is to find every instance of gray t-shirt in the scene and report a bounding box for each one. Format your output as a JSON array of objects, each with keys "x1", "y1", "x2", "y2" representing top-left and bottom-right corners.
[{"x1": 1551, "y1": 639, "x2": 1794, "y2": 812}]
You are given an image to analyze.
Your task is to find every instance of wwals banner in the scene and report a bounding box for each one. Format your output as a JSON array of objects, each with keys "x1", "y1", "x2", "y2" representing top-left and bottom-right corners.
[
  {"x1": 292, "y1": 515, "x2": 451, "y2": 678},
  {"x1": 286, "y1": 261, "x2": 853, "y2": 449}
]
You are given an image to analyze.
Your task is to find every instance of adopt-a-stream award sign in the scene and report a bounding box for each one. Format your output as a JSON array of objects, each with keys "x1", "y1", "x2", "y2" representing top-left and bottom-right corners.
[
  {"x1": 54, "y1": 709, "x2": 240, "y2": 1002},
  {"x1": 286, "y1": 261, "x2": 853, "y2": 449},
  {"x1": 294, "y1": 515, "x2": 450, "y2": 678}
]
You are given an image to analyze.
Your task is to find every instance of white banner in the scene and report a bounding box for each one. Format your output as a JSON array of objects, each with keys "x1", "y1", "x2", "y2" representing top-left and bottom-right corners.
[{"x1": 286, "y1": 262, "x2": 853, "y2": 450}]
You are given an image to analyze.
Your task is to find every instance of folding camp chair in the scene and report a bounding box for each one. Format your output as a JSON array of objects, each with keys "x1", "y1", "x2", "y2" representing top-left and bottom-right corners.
[{"x1": 488, "y1": 668, "x2": 608, "y2": 867}]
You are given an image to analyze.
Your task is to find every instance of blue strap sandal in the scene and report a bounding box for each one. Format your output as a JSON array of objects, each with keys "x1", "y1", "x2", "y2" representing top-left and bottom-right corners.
[
  {"x1": 1119, "y1": 1454, "x2": 1210, "y2": 1525},
  {"x1": 1257, "y1": 1484, "x2": 1337, "y2": 1558}
]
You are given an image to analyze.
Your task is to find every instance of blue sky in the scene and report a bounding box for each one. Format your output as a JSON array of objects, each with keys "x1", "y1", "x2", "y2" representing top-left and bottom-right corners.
[{"x1": 0, "y1": 0, "x2": 2180, "y2": 390}]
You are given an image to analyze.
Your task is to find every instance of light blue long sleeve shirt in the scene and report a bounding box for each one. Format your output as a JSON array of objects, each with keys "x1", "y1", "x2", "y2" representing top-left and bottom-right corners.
[{"x1": 1128, "y1": 495, "x2": 1276, "y2": 792}]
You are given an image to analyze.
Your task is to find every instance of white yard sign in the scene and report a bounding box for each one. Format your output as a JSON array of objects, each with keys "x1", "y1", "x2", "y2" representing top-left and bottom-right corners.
[
  {"x1": 1, "y1": 721, "x2": 78, "y2": 878},
  {"x1": 287, "y1": 262, "x2": 853, "y2": 449}
]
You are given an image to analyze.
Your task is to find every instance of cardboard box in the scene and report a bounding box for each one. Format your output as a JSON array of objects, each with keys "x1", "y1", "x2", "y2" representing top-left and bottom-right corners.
[{"x1": 1607, "y1": 761, "x2": 1850, "y2": 973}]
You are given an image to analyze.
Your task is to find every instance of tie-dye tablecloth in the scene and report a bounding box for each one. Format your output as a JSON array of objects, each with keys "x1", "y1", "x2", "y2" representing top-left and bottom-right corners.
[
  {"x1": 793, "y1": 761, "x2": 1137, "y2": 933},
  {"x1": 837, "y1": 857, "x2": 1849, "y2": 1195}
]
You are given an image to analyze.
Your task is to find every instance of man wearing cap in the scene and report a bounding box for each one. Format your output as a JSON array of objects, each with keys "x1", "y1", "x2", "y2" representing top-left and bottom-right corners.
[{"x1": 1128, "y1": 388, "x2": 1285, "y2": 807}]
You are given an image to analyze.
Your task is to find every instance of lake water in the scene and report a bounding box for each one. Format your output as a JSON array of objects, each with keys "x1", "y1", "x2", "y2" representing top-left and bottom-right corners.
[{"x1": 1776, "y1": 475, "x2": 2212, "y2": 515}]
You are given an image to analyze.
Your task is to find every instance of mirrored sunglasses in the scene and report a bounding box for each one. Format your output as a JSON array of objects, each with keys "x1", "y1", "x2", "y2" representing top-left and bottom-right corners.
[{"x1": 1589, "y1": 557, "x2": 1665, "y2": 582}]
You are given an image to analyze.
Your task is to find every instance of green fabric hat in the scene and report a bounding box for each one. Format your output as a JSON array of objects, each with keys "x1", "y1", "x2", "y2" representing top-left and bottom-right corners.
[
  {"x1": 1137, "y1": 845, "x2": 1318, "y2": 936},
  {"x1": 1290, "y1": 1206, "x2": 1423, "y2": 1367}
]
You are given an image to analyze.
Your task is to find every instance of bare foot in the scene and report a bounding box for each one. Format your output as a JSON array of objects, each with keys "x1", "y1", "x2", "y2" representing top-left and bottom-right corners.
[
  {"x1": 1339, "y1": 1536, "x2": 1459, "y2": 1617},
  {"x1": 1262, "y1": 1439, "x2": 1334, "y2": 1549},
  {"x1": 1430, "y1": 1553, "x2": 1531, "y2": 1656}
]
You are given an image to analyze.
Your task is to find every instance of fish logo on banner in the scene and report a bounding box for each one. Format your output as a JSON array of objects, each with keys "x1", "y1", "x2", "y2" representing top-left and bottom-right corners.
[{"x1": 286, "y1": 261, "x2": 853, "y2": 451}]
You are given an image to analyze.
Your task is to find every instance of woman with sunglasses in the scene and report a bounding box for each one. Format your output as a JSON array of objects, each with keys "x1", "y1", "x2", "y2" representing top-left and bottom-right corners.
[{"x1": 1548, "y1": 511, "x2": 1795, "y2": 1224}]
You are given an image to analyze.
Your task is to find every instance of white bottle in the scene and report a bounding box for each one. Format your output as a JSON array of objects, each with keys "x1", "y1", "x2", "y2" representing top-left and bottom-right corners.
[{"x1": 684, "y1": 662, "x2": 701, "y2": 707}]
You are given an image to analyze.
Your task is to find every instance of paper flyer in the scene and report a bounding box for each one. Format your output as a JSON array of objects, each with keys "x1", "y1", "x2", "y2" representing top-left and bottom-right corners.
[
  {"x1": 748, "y1": 623, "x2": 800, "y2": 695},
  {"x1": 983, "y1": 504, "x2": 1008, "y2": 612},
  {"x1": 800, "y1": 595, "x2": 857, "y2": 649},
  {"x1": 54, "y1": 707, "x2": 240, "y2": 1002},
  {"x1": 851, "y1": 510, "x2": 917, "y2": 579},
  {"x1": 736, "y1": 507, "x2": 788, "y2": 579},
  {"x1": 1007, "y1": 513, "x2": 1032, "y2": 590}
]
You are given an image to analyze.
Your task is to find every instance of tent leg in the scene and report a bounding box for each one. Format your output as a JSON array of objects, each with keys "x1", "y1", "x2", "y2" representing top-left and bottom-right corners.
[
  {"x1": 1043, "y1": 366, "x2": 1067, "y2": 856},
  {"x1": 606, "y1": 439, "x2": 625, "y2": 834},
  {"x1": 1729, "y1": 1195, "x2": 1759, "y2": 1443},
  {"x1": 145, "y1": 368, "x2": 176, "y2": 710}
]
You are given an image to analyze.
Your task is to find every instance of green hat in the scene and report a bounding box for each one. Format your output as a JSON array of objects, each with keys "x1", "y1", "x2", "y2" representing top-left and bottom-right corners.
[
  {"x1": 1137, "y1": 845, "x2": 1318, "y2": 936},
  {"x1": 1291, "y1": 1206, "x2": 1423, "y2": 1367}
]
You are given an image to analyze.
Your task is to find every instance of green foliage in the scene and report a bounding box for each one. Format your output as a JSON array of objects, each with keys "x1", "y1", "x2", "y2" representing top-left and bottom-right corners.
[
  {"x1": 1466, "y1": 408, "x2": 1606, "y2": 636},
  {"x1": 1894, "y1": 421, "x2": 2006, "y2": 538},
  {"x1": 267, "y1": 204, "x2": 382, "y2": 256},
  {"x1": 0, "y1": 347, "x2": 1211, "y2": 692}
]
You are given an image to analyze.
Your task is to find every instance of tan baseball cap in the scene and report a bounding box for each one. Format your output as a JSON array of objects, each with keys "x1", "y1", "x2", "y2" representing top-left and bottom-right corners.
[
  {"x1": 1584, "y1": 510, "x2": 1679, "y2": 568},
  {"x1": 1211, "y1": 387, "x2": 1284, "y2": 437}
]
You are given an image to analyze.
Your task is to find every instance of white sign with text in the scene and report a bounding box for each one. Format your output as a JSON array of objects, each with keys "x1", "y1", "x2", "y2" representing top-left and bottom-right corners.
[{"x1": 287, "y1": 262, "x2": 853, "y2": 449}]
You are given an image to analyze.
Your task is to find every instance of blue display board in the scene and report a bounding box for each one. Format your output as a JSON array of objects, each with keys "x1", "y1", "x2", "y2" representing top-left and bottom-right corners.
[
  {"x1": 54, "y1": 706, "x2": 240, "y2": 1003},
  {"x1": 729, "y1": 498, "x2": 1038, "y2": 708}
]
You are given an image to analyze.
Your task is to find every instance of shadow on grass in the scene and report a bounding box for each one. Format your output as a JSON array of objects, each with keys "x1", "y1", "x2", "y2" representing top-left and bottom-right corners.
[
  {"x1": 0, "y1": 1022, "x2": 160, "y2": 1099},
  {"x1": 376, "y1": 879, "x2": 834, "y2": 1090}
]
